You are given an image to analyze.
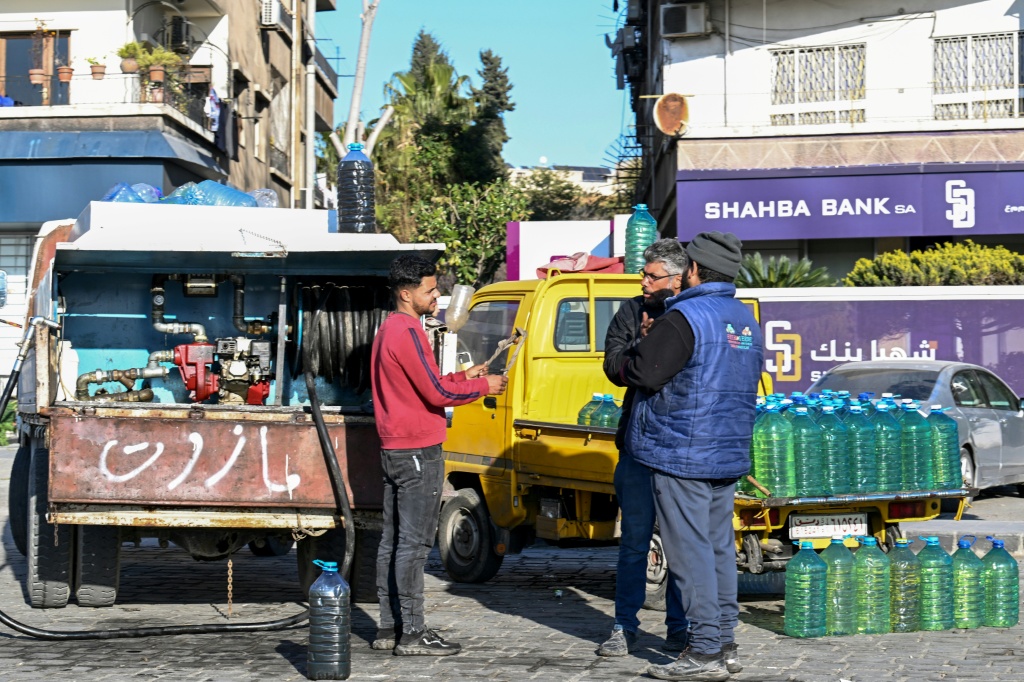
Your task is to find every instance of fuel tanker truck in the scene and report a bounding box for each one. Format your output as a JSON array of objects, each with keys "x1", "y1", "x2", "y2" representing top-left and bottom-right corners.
[{"x1": 6, "y1": 200, "x2": 444, "y2": 608}]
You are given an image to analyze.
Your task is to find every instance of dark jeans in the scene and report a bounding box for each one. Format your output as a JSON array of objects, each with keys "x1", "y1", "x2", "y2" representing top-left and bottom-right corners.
[
  {"x1": 613, "y1": 450, "x2": 687, "y2": 635},
  {"x1": 652, "y1": 473, "x2": 738, "y2": 655},
  {"x1": 376, "y1": 444, "x2": 445, "y2": 635}
]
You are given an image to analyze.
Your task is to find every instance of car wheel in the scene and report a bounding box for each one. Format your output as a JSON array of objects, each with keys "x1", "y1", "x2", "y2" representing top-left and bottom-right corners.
[
  {"x1": 438, "y1": 488, "x2": 504, "y2": 583},
  {"x1": 944, "y1": 448, "x2": 977, "y2": 513}
]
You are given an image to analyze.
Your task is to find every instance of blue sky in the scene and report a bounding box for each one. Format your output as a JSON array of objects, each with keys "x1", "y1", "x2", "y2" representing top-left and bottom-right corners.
[{"x1": 316, "y1": 0, "x2": 626, "y2": 169}]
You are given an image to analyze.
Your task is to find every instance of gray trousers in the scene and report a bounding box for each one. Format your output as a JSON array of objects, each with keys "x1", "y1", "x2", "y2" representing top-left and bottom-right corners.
[
  {"x1": 376, "y1": 444, "x2": 445, "y2": 635},
  {"x1": 652, "y1": 472, "x2": 739, "y2": 655}
]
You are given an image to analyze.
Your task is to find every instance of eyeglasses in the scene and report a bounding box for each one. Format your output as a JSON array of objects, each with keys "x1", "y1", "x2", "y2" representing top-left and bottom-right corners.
[{"x1": 640, "y1": 269, "x2": 676, "y2": 282}]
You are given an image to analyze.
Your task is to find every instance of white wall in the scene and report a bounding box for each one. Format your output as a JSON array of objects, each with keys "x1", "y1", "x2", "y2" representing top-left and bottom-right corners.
[
  {"x1": 510, "y1": 220, "x2": 613, "y2": 281},
  {"x1": 661, "y1": 0, "x2": 1024, "y2": 138}
]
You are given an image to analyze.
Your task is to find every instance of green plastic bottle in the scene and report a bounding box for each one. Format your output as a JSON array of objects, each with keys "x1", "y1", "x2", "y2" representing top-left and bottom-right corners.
[
  {"x1": 982, "y1": 536, "x2": 1020, "y2": 627},
  {"x1": 784, "y1": 541, "x2": 827, "y2": 638},
  {"x1": 900, "y1": 404, "x2": 934, "y2": 491},
  {"x1": 845, "y1": 405, "x2": 878, "y2": 493},
  {"x1": 854, "y1": 536, "x2": 891, "y2": 634},
  {"x1": 752, "y1": 404, "x2": 795, "y2": 498},
  {"x1": 952, "y1": 535, "x2": 983, "y2": 629},
  {"x1": 576, "y1": 393, "x2": 604, "y2": 425},
  {"x1": 872, "y1": 404, "x2": 903, "y2": 492},
  {"x1": 928, "y1": 406, "x2": 962, "y2": 489},
  {"x1": 791, "y1": 406, "x2": 828, "y2": 497},
  {"x1": 889, "y1": 538, "x2": 921, "y2": 633},
  {"x1": 818, "y1": 405, "x2": 850, "y2": 495},
  {"x1": 918, "y1": 536, "x2": 954, "y2": 631},
  {"x1": 624, "y1": 204, "x2": 658, "y2": 274},
  {"x1": 821, "y1": 536, "x2": 857, "y2": 636},
  {"x1": 591, "y1": 394, "x2": 619, "y2": 427}
]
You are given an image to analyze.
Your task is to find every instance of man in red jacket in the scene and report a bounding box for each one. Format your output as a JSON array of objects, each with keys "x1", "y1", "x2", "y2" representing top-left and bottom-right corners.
[{"x1": 371, "y1": 254, "x2": 507, "y2": 656}]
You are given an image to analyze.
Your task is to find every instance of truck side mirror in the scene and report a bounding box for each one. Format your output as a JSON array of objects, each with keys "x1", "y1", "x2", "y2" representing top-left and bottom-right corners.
[{"x1": 0, "y1": 270, "x2": 8, "y2": 309}]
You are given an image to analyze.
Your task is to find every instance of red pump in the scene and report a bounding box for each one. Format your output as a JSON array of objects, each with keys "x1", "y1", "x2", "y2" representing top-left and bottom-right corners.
[{"x1": 173, "y1": 343, "x2": 219, "y2": 402}]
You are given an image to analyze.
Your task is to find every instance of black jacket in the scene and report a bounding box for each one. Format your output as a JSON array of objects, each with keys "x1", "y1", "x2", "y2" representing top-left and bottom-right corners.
[{"x1": 603, "y1": 296, "x2": 645, "y2": 451}]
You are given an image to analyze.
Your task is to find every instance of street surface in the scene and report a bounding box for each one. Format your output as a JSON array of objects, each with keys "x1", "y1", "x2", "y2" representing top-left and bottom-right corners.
[{"x1": 1, "y1": 445, "x2": 1023, "y2": 681}]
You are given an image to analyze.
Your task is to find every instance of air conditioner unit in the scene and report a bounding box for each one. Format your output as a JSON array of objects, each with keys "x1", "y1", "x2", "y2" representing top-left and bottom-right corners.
[
  {"x1": 661, "y1": 2, "x2": 710, "y2": 39},
  {"x1": 169, "y1": 16, "x2": 191, "y2": 55},
  {"x1": 260, "y1": 0, "x2": 293, "y2": 40}
]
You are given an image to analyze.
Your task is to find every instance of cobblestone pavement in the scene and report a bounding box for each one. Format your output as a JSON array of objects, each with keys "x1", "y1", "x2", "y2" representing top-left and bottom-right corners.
[{"x1": 1, "y1": 448, "x2": 1023, "y2": 681}]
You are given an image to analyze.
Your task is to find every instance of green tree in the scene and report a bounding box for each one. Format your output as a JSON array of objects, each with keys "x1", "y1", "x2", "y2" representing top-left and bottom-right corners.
[
  {"x1": 315, "y1": 129, "x2": 341, "y2": 185},
  {"x1": 735, "y1": 253, "x2": 836, "y2": 288},
  {"x1": 455, "y1": 50, "x2": 514, "y2": 185},
  {"x1": 518, "y1": 167, "x2": 615, "y2": 221},
  {"x1": 413, "y1": 180, "x2": 529, "y2": 289},
  {"x1": 409, "y1": 30, "x2": 450, "y2": 86},
  {"x1": 843, "y1": 240, "x2": 1024, "y2": 286}
]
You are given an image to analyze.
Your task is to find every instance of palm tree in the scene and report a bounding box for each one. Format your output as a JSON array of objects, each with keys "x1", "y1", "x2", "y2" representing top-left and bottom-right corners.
[{"x1": 735, "y1": 253, "x2": 837, "y2": 288}]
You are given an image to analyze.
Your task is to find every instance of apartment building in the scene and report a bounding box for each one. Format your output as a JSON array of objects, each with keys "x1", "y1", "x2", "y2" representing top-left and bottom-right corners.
[
  {"x1": 615, "y1": 0, "x2": 1024, "y2": 278},
  {"x1": 0, "y1": 0, "x2": 338, "y2": 372}
]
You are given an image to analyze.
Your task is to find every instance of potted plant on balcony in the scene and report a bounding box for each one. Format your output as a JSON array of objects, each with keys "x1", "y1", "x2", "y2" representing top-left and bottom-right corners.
[
  {"x1": 28, "y1": 19, "x2": 53, "y2": 86},
  {"x1": 87, "y1": 57, "x2": 107, "y2": 80},
  {"x1": 138, "y1": 45, "x2": 181, "y2": 84},
  {"x1": 56, "y1": 59, "x2": 74, "y2": 83},
  {"x1": 117, "y1": 41, "x2": 145, "y2": 74}
]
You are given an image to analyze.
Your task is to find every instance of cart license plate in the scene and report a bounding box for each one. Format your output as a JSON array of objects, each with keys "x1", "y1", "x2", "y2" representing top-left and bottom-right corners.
[{"x1": 789, "y1": 513, "x2": 868, "y2": 539}]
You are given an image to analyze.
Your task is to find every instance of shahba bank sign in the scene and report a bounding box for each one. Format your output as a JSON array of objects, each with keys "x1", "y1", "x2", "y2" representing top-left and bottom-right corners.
[{"x1": 675, "y1": 163, "x2": 1024, "y2": 240}]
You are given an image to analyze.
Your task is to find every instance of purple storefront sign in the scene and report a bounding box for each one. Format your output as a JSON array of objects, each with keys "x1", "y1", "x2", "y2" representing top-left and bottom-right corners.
[
  {"x1": 758, "y1": 298, "x2": 1024, "y2": 395},
  {"x1": 677, "y1": 163, "x2": 1024, "y2": 240}
]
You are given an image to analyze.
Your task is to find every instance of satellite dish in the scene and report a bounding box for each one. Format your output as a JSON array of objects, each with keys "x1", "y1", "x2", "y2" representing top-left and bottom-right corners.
[{"x1": 653, "y1": 93, "x2": 689, "y2": 136}]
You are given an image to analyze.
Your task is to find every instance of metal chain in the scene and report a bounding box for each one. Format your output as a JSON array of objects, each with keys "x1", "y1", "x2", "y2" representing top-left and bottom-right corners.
[
  {"x1": 227, "y1": 557, "x2": 234, "y2": 618},
  {"x1": 238, "y1": 228, "x2": 288, "y2": 256}
]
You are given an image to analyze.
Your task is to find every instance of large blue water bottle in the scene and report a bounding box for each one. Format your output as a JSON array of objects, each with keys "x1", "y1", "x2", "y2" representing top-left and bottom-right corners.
[
  {"x1": 900, "y1": 404, "x2": 934, "y2": 491},
  {"x1": 784, "y1": 541, "x2": 827, "y2": 638},
  {"x1": 872, "y1": 403, "x2": 903, "y2": 492},
  {"x1": 952, "y1": 535, "x2": 983, "y2": 629},
  {"x1": 306, "y1": 560, "x2": 351, "y2": 680},
  {"x1": 624, "y1": 204, "x2": 658, "y2": 274},
  {"x1": 337, "y1": 142, "x2": 376, "y2": 233},
  {"x1": 791, "y1": 406, "x2": 828, "y2": 497},
  {"x1": 821, "y1": 536, "x2": 857, "y2": 636},
  {"x1": 752, "y1": 404, "x2": 795, "y2": 498},
  {"x1": 928, "y1": 406, "x2": 962, "y2": 489},
  {"x1": 845, "y1": 405, "x2": 878, "y2": 493},
  {"x1": 982, "y1": 536, "x2": 1020, "y2": 627},
  {"x1": 577, "y1": 393, "x2": 604, "y2": 425},
  {"x1": 918, "y1": 536, "x2": 954, "y2": 631},
  {"x1": 818, "y1": 405, "x2": 850, "y2": 495},
  {"x1": 592, "y1": 394, "x2": 619, "y2": 427}
]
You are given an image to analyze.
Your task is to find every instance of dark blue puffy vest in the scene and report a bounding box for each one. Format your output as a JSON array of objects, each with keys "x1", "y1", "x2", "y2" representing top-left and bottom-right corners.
[{"x1": 626, "y1": 282, "x2": 763, "y2": 479}]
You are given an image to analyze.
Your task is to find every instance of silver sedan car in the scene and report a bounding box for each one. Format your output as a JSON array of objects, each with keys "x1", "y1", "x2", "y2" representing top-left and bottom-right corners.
[{"x1": 808, "y1": 360, "x2": 1024, "y2": 493}]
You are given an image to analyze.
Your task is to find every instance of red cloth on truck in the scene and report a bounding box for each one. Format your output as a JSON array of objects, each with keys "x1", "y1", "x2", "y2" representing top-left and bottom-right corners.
[{"x1": 536, "y1": 253, "x2": 625, "y2": 279}]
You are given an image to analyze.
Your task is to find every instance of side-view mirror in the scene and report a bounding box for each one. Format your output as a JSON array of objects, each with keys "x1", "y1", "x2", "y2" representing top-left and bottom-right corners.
[
  {"x1": 0, "y1": 270, "x2": 7, "y2": 309},
  {"x1": 1019, "y1": 397, "x2": 1024, "y2": 411}
]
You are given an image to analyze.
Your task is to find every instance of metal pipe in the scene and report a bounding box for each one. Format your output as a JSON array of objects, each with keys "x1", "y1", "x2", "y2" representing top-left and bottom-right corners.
[
  {"x1": 147, "y1": 350, "x2": 174, "y2": 370},
  {"x1": 229, "y1": 275, "x2": 246, "y2": 333},
  {"x1": 151, "y1": 275, "x2": 207, "y2": 342},
  {"x1": 76, "y1": 367, "x2": 167, "y2": 401}
]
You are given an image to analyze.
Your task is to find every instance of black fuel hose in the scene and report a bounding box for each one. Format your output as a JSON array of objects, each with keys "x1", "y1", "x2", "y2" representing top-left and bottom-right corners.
[
  {"x1": 303, "y1": 285, "x2": 356, "y2": 582},
  {"x1": 0, "y1": 321, "x2": 310, "y2": 639}
]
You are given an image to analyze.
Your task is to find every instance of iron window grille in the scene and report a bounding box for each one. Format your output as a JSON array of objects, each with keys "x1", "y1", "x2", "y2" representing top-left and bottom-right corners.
[
  {"x1": 933, "y1": 32, "x2": 1023, "y2": 121},
  {"x1": 770, "y1": 43, "x2": 866, "y2": 126}
]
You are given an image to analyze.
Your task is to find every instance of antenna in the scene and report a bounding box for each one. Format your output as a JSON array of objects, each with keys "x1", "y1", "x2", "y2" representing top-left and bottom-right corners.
[{"x1": 653, "y1": 93, "x2": 689, "y2": 136}]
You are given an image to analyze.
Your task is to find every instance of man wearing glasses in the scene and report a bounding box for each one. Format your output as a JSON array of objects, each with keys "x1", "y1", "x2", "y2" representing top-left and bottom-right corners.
[{"x1": 598, "y1": 238, "x2": 689, "y2": 657}]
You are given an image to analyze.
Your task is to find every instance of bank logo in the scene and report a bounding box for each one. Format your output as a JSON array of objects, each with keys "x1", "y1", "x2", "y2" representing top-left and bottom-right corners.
[
  {"x1": 764, "y1": 321, "x2": 801, "y2": 382},
  {"x1": 945, "y1": 180, "x2": 975, "y2": 229}
]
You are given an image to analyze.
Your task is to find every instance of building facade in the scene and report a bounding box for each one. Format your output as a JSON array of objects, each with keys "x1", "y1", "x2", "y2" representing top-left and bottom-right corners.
[
  {"x1": 0, "y1": 0, "x2": 338, "y2": 373},
  {"x1": 615, "y1": 0, "x2": 1024, "y2": 278}
]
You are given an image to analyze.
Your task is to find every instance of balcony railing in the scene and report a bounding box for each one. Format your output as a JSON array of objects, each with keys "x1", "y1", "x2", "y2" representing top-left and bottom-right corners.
[
  {"x1": 0, "y1": 72, "x2": 210, "y2": 130},
  {"x1": 268, "y1": 144, "x2": 289, "y2": 177}
]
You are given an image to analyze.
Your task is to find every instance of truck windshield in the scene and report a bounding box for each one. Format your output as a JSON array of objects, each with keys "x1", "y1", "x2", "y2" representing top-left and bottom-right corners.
[
  {"x1": 813, "y1": 368, "x2": 939, "y2": 401},
  {"x1": 456, "y1": 300, "x2": 520, "y2": 374}
]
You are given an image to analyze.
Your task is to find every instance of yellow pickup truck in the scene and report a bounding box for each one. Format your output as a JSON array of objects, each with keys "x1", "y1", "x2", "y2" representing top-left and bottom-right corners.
[{"x1": 437, "y1": 273, "x2": 965, "y2": 601}]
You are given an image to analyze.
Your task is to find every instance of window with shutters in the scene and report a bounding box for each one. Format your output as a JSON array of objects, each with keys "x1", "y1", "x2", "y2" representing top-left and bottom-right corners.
[
  {"x1": 933, "y1": 33, "x2": 1023, "y2": 120},
  {"x1": 769, "y1": 44, "x2": 866, "y2": 126}
]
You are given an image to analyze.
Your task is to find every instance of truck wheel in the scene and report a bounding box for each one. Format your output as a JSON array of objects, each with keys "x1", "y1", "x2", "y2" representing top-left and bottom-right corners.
[
  {"x1": 297, "y1": 527, "x2": 378, "y2": 603},
  {"x1": 643, "y1": 531, "x2": 668, "y2": 611},
  {"x1": 27, "y1": 447, "x2": 73, "y2": 608},
  {"x1": 8, "y1": 444, "x2": 29, "y2": 556},
  {"x1": 737, "y1": 570, "x2": 786, "y2": 595},
  {"x1": 438, "y1": 488, "x2": 503, "y2": 583},
  {"x1": 248, "y1": 535, "x2": 295, "y2": 557},
  {"x1": 75, "y1": 525, "x2": 121, "y2": 607}
]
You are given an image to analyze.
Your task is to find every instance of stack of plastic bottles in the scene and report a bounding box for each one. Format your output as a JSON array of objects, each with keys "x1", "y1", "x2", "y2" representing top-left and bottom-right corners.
[
  {"x1": 575, "y1": 393, "x2": 621, "y2": 428},
  {"x1": 100, "y1": 180, "x2": 279, "y2": 208},
  {"x1": 785, "y1": 533, "x2": 1018, "y2": 639},
  {"x1": 746, "y1": 389, "x2": 968, "y2": 498}
]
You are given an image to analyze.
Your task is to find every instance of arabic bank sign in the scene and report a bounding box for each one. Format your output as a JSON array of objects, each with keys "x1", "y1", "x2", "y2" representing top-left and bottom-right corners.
[{"x1": 676, "y1": 164, "x2": 1024, "y2": 240}]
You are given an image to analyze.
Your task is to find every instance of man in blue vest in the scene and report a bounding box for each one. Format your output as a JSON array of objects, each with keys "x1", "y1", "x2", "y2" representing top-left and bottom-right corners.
[{"x1": 618, "y1": 232, "x2": 763, "y2": 681}]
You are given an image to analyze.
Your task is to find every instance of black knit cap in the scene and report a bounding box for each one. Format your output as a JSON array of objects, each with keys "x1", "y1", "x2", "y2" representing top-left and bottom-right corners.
[{"x1": 685, "y1": 231, "x2": 743, "y2": 278}]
